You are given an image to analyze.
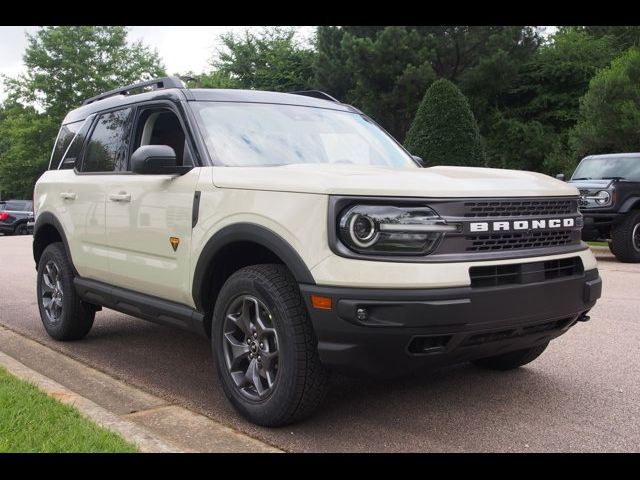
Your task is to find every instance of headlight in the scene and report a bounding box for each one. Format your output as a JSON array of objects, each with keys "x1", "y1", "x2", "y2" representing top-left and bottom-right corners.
[
  {"x1": 594, "y1": 190, "x2": 611, "y2": 205},
  {"x1": 338, "y1": 204, "x2": 460, "y2": 255}
]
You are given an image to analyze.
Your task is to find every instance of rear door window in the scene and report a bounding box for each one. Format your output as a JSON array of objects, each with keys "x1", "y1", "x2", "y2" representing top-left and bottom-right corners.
[{"x1": 79, "y1": 108, "x2": 134, "y2": 173}]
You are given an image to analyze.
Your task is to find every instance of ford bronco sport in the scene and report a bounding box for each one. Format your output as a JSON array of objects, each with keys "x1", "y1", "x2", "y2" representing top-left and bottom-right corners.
[
  {"x1": 33, "y1": 77, "x2": 602, "y2": 426},
  {"x1": 567, "y1": 153, "x2": 640, "y2": 263}
]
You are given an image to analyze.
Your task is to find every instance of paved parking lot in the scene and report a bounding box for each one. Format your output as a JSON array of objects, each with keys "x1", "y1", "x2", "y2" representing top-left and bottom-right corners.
[{"x1": 1, "y1": 235, "x2": 638, "y2": 452}]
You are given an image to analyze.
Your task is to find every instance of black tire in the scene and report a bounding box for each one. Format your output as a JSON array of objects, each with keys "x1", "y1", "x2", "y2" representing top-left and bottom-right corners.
[
  {"x1": 609, "y1": 210, "x2": 640, "y2": 263},
  {"x1": 15, "y1": 223, "x2": 28, "y2": 235},
  {"x1": 36, "y1": 242, "x2": 95, "y2": 340},
  {"x1": 212, "y1": 264, "x2": 329, "y2": 427},
  {"x1": 472, "y1": 343, "x2": 548, "y2": 371}
]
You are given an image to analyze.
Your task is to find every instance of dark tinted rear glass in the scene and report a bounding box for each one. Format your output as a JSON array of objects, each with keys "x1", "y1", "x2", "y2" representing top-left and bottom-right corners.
[
  {"x1": 50, "y1": 120, "x2": 85, "y2": 170},
  {"x1": 3, "y1": 201, "x2": 31, "y2": 211},
  {"x1": 80, "y1": 108, "x2": 133, "y2": 173}
]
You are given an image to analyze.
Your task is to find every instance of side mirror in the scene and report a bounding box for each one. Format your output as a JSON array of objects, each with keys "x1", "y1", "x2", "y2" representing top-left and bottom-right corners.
[
  {"x1": 412, "y1": 155, "x2": 426, "y2": 167},
  {"x1": 131, "y1": 145, "x2": 192, "y2": 175},
  {"x1": 555, "y1": 173, "x2": 566, "y2": 181}
]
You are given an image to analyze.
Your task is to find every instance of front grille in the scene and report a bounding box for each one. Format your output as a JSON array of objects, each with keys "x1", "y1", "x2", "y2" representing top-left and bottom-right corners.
[
  {"x1": 463, "y1": 199, "x2": 575, "y2": 218},
  {"x1": 465, "y1": 230, "x2": 574, "y2": 252},
  {"x1": 469, "y1": 257, "x2": 584, "y2": 288}
]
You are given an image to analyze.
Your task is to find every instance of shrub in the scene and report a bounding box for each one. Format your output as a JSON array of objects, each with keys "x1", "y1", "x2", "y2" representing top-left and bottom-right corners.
[{"x1": 404, "y1": 79, "x2": 485, "y2": 166}]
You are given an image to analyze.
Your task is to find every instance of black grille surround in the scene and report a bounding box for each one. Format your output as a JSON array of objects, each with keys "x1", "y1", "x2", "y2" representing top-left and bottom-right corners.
[{"x1": 328, "y1": 195, "x2": 586, "y2": 263}]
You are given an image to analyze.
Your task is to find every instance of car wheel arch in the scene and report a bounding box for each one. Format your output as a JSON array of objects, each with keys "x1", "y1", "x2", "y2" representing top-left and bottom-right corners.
[
  {"x1": 192, "y1": 223, "x2": 316, "y2": 335},
  {"x1": 33, "y1": 212, "x2": 76, "y2": 274}
]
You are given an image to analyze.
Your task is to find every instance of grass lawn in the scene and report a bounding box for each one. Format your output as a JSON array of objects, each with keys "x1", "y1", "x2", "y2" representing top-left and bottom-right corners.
[
  {"x1": 0, "y1": 367, "x2": 138, "y2": 453},
  {"x1": 588, "y1": 241, "x2": 609, "y2": 247}
]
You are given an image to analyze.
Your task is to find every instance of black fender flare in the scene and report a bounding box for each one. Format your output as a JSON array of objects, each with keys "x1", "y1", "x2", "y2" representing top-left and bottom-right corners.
[
  {"x1": 619, "y1": 197, "x2": 640, "y2": 213},
  {"x1": 32, "y1": 211, "x2": 77, "y2": 274},
  {"x1": 192, "y1": 223, "x2": 315, "y2": 312}
]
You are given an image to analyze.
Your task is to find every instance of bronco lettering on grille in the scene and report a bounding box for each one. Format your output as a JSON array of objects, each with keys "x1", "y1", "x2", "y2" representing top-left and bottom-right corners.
[{"x1": 469, "y1": 218, "x2": 576, "y2": 233}]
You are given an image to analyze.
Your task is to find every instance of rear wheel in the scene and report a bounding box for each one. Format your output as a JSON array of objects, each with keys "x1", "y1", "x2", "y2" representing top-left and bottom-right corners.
[
  {"x1": 37, "y1": 242, "x2": 95, "y2": 340},
  {"x1": 212, "y1": 264, "x2": 329, "y2": 427},
  {"x1": 472, "y1": 343, "x2": 548, "y2": 371},
  {"x1": 610, "y1": 210, "x2": 640, "y2": 263}
]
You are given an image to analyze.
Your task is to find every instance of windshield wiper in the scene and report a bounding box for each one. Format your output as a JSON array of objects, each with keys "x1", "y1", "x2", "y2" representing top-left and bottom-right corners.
[
  {"x1": 602, "y1": 176, "x2": 627, "y2": 180},
  {"x1": 572, "y1": 177, "x2": 591, "y2": 180}
]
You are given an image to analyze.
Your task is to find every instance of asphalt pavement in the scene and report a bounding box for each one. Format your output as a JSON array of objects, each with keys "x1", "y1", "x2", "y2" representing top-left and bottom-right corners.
[{"x1": 0, "y1": 236, "x2": 638, "y2": 452}]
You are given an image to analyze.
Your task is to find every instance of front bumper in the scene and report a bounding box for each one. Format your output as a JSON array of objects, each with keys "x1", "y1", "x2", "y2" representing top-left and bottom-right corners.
[{"x1": 300, "y1": 269, "x2": 601, "y2": 376}]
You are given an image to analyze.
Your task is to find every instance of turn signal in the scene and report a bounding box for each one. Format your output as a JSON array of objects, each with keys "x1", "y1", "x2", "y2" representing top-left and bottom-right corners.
[{"x1": 311, "y1": 295, "x2": 332, "y2": 310}]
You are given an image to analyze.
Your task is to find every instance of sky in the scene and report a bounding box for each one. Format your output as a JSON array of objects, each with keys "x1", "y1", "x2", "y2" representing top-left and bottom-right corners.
[{"x1": 0, "y1": 26, "x2": 316, "y2": 102}]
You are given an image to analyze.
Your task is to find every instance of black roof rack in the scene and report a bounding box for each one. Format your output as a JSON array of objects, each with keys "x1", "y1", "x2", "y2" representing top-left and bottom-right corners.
[
  {"x1": 288, "y1": 90, "x2": 340, "y2": 103},
  {"x1": 82, "y1": 76, "x2": 185, "y2": 106}
]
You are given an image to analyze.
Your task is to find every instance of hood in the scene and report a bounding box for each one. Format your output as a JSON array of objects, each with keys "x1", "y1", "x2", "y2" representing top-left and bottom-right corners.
[
  {"x1": 568, "y1": 179, "x2": 614, "y2": 190},
  {"x1": 212, "y1": 164, "x2": 579, "y2": 198}
]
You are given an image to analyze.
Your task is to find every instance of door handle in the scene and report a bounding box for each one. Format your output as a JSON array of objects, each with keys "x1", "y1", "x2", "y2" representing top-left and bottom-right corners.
[
  {"x1": 109, "y1": 192, "x2": 131, "y2": 203},
  {"x1": 60, "y1": 192, "x2": 77, "y2": 200}
]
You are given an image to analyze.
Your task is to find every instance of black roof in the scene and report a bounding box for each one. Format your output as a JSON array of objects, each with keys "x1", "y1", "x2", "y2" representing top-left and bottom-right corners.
[{"x1": 63, "y1": 83, "x2": 355, "y2": 125}]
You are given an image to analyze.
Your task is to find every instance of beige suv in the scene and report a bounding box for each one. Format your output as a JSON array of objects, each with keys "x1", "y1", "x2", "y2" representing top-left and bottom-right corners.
[{"x1": 33, "y1": 77, "x2": 602, "y2": 426}]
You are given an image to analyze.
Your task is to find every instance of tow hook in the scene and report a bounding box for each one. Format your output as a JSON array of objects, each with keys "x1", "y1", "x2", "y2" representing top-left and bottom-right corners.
[{"x1": 578, "y1": 313, "x2": 591, "y2": 322}]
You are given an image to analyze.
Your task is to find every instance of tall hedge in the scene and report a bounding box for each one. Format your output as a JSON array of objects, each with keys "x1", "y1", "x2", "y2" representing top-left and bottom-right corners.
[{"x1": 404, "y1": 79, "x2": 485, "y2": 167}]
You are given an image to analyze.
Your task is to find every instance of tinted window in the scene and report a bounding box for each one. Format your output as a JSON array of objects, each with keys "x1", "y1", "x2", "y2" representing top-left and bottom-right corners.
[
  {"x1": 81, "y1": 108, "x2": 133, "y2": 173},
  {"x1": 3, "y1": 201, "x2": 31, "y2": 211},
  {"x1": 59, "y1": 119, "x2": 92, "y2": 170},
  {"x1": 50, "y1": 120, "x2": 84, "y2": 170},
  {"x1": 572, "y1": 156, "x2": 640, "y2": 182}
]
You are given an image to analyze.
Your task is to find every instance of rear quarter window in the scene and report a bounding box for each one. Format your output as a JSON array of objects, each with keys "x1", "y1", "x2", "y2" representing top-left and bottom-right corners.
[{"x1": 50, "y1": 120, "x2": 85, "y2": 170}]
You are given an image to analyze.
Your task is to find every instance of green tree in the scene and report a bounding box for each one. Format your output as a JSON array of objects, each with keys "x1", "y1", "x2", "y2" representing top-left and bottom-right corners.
[
  {"x1": 211, "y1": 27, "x2": 315, "y2": 91},
  {"x1": 0, "y1": 26, "x2": 165, "y2": 199},
  {"x1": 473, "y1": 27, "x2": 624, "y2": 173},
  {"x1": 0, "y1": 102, "x2": 57, "y2": 199},
  {"x1": 404, "y1": 79, "x2": 485, "y2": 166},
  {"x1": 315, "y1": 26, "x2": 540, "y2": 141},
  {"x1": 4, "y1": 26, "x2": 165, "y2": 122},
  {"x1": 571, "y1": 47, "x2": 640, "y2": 159}
]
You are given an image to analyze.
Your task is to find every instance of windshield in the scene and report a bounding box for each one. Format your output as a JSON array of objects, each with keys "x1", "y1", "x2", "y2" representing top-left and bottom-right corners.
[
  {"x1": 572, "y1": 155, "x2": 640, "y2": 181},
  {"x1": 191, "y1": 102, "x2": 418, "y2": 168}
]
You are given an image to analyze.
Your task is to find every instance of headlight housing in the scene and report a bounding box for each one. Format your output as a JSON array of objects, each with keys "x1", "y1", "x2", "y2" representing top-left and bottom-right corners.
[
  {"x1": 337, "y1": 204, "x2": 459, "y2": 255},
  {"x1": 594, "y1": 190, "x2": 611, "y2": 205}
]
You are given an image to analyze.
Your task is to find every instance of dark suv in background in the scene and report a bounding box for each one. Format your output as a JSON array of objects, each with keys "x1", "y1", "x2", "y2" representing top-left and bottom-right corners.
[
  {"x1": 0, "y1": 200, "x2": 34, "y2": 236},
  {"x1": 567, "y1": 153, "x2": 640, "y2": 262}
]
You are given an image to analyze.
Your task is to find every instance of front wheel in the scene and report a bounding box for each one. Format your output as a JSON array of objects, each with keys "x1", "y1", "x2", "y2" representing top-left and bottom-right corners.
[
  {"x1": 610, "y1": 210, "x2": 640, "y2": 263},
  {"x1": 15, "y1": 224, "x2": 29, "y2": 235},
  {"x1": 472, "y1": 343, "x2": 548, "y2": 371},
  {"x1": 212, "y1": 264, "x2": 329, "y2": 427}
]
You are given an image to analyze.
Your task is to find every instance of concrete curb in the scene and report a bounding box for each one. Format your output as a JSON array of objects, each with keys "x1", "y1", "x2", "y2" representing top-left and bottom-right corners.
[
  {"x1": 0, "y1": 326, "x2": 282, "y2": 453},
  {"x1": 0, "y1": 350, "x2": 181, "y2": 453}
]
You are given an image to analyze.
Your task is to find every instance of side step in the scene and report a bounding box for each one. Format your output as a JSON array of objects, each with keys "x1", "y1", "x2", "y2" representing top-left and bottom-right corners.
[{"x1": 74, "y1": 277, "x2": 207, "y2": 337}]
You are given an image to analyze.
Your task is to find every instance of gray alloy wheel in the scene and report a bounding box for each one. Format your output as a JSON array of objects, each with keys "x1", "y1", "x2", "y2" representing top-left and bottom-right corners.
[
  {"x1": 41, "y1": 260, "x2": 64, "y2": 324},
  {"x1": 222, "y1": 295, "x2": 280, "y2": 401},
  {"x1": 37, "y1": 242, "x2": 95, "y2": 341},
  {"x1": 212, "y1": 264, "x2": 329, "y2": 426},
  {"x1": 633, "y1": 223, "x2": 640, "y2": 253}
]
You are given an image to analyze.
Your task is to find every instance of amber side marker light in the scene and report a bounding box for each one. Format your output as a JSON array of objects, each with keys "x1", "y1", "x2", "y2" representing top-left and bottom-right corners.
[{"x1": 311, "y1": 295, "x2": 333, "y2": 310}]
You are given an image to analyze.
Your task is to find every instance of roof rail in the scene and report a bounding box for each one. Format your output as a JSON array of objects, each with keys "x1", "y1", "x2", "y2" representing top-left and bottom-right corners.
[
  {"x1": 82, "y1": 76, "x2": 186, "y2": 106},
  {"x1": 289, "y1": 90, "x2": 340, "y2": 103}
]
